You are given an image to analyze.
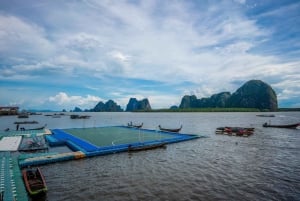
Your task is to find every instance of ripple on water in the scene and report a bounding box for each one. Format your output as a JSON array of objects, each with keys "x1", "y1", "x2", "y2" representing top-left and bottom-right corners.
[{"x1": 20, "y1": 112, "x2": 300, "y2": 201}]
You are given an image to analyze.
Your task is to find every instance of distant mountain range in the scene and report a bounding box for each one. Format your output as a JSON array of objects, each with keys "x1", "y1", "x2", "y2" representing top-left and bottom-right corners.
[{"x1": 70, "y1": 80, "x2": 278, "y2": 112}]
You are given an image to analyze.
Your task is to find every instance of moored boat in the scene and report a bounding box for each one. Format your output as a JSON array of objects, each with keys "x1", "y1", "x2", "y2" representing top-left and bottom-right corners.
[
  {"x1": 263, "y1": 122, "x2": 300, "y2": 129},
  {"x1": 22, "y1": 167, "x2": 47, "y2": 196},
  {"x1": 158, "y1": 125, "x2": 182, "y2": 132},
  {"x1": 18, "y1": 113, "x2": 29, "y2": 118},
  {"x1": 26, "y1": 124, "x2": 47, "y2": 131},
  {"x1": 256, "y1": 114, "x2": 275, "y2": 117},
  {"x1": 127, "y1": 122, "x2": 143, "y2": 128},
  {"x1": 14, "y1": 121, "x2": 38, "y2": 124},
  {"x1": 70, "y1": 114, "x2": 91, "y2": 119}
]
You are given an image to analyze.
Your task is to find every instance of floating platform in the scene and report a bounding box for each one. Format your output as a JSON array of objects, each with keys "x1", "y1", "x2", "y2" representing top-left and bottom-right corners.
[
  {"x1": 0, "y1": 136, "x2": 22, "y2": 151},
  {"x1": 215, "y1": 127, "x2": 254, "y2": 137},
  {"x1": 19, "y1": 126, "x2": 203, "y2": 167},
  {"x1": 0, "y1": 152, "x2": 28, "y2": 201},
  {"x1": 0, "y1": 128, "x2": 51, "y2": 137}
]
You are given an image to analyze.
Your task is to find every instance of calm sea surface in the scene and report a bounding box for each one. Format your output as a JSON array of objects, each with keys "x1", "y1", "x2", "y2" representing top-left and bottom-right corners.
[{"x1": 1, "y1": 112, "x2": 300, "y2": 201}]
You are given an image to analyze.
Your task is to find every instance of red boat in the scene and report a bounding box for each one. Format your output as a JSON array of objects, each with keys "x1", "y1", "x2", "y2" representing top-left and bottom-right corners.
[{"x1": 216, "y1": 127, "x2": 255, "y2": 136}]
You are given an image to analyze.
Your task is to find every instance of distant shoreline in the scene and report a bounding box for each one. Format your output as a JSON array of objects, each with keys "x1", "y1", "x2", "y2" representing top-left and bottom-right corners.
[
  {"x1": 1, "y1": 108, "x2": 300, "y2": 115},
  {"x1": 133, "y1": 108, "x2": 300, "y2": 112}
]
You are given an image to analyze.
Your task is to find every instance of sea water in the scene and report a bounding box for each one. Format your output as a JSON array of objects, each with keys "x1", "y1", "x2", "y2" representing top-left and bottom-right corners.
[{"x1": 1, "y1": 112, "x2": 300, "y2": 201}]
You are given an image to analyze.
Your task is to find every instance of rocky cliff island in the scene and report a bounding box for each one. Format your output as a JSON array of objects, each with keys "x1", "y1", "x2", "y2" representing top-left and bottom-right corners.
[{"x1": 179, "y1": 80, "x2": 277, "y2": 112}]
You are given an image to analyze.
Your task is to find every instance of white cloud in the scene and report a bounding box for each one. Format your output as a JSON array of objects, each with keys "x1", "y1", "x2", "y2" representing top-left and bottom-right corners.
[
  {"x1": 64, "y1": 33, "x2": 103, "y2": 51},
  {"x1": 48, "y1": 92, "x2": 102, "y2": 109},
  {"x1": 234, "y1": 0, "x2": 246, "y2": 4},
  {"x1": 0, "y1": 15, "x2": 54, "y2": 59},
  {"x1": 108, "y1": 50, "x2": 131, "y2": 64},
  {"x1": 1, "y1": 0, "x2": 300, "y2": 109}
]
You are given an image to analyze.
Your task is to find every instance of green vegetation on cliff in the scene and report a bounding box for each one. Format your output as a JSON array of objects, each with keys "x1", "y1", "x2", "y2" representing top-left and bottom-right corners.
[
  {"x1": 136, "y1": 108, "x2": 261, "y2": 112},
  {"x1": 179, "y1": 80, "x2": 278, "y2": 112}
]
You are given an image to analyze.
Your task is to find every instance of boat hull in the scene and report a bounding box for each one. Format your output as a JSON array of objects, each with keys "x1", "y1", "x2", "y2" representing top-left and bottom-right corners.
[
  {"x1": 22, "y1": 167, "x2": 47, "y2": 196},
  {"x1": 158, "y1": 125, "x2": 182, "y2": 132},
  {"x1": 263, "y1": 122, "x2": 300, "y2": 129}
]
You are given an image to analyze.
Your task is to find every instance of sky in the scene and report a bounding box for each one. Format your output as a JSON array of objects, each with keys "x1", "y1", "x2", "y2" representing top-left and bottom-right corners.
[{"x1": 0, "y1": 0, "x2": 300, "y2": 111}]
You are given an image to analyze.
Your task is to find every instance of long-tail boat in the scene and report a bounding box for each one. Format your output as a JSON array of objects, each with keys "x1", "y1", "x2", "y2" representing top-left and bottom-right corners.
[
  {"x1": 158, "y1": 125, "x2": 182, "y2": 132},
  {"x1": 70, "y1": 114, "x2": 91, "y2": 119},
  {"x1": 256, "y1": 114, "x2": 275, "y2": 117},
  {"x1": 127, "y1": 122, "x2": 143, "y2": 128},
  {"x1": 22, "y1": 167, "x2": 47, "y2": 196},
  {"x1": 20, "y1": 124, "x2": 47, "y2": 131},
  {"x1": 14, "y1": 121, "x2": 38, "y2": 124},
  {"x1": 263, "y1": 122, "x2": 300, "y2": 129}
]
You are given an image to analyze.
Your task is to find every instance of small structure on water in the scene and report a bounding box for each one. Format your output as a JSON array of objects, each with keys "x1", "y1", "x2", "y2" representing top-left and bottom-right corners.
[
  {"x1": 0, "y1": 106, "x2": 19, "y2": 115},
  {"x1": 216, "y1": 127, "x2": 255, "y2": 137}
]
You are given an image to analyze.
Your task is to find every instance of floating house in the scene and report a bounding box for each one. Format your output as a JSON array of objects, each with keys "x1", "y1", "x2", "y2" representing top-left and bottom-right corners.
[{"x1": 0, "y1": 106, "x2": 19, "y2": 115}]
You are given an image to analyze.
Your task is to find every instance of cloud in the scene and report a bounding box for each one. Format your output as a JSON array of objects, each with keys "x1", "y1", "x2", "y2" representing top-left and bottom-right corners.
[
  {"x1": 48, "y1": 92, "x2": 102, "y2": 109},
  {"x1": 109, "y1": 51, "x2": 131, "y2": 63},
  {"x1": 0, "y1": 0, "x2": 270, "y2": 84},
  {"x1": 0, "y1": 15, "x2": 54, "y2": 62},
  {"x1": 234, "y1": 0, "x2": 246, "y2": 4},
  {"x1": 63, "y1": 33, "x2": 103, "y2": 51},
  {"x1": 0, "y1": 0, "x2": 299, "y2": 109}
]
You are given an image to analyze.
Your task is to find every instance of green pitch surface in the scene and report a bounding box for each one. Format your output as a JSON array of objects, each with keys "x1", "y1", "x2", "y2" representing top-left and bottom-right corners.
[{"x1": 62, "y1": 126, "x2": 174, "y2": 147}]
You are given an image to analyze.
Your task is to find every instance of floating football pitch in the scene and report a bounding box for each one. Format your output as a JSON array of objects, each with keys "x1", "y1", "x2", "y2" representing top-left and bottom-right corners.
[{"x1": 19, "y1": 126, "x2": 201, "y2": 167}]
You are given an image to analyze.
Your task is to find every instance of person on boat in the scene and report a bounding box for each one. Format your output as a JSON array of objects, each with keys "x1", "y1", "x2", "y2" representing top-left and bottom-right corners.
[{"x1": 16, "y1": 124, "x2": 19, "y2": 131}]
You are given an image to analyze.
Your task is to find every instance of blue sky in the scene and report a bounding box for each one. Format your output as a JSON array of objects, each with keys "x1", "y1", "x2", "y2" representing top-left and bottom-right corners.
[{"x1": 0, "y1": 0, "x2": 299, "y2": 110}]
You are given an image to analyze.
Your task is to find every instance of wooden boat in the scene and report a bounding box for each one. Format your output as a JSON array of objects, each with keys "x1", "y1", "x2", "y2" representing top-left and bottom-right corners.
[
  {"x1": 14, "y1": 121, "x2": 38, "y2": 124},
  {"x1": 127, "y1": 122, "x2": 143, "y2": 128},
  {"x1": 22, "y1": 167, "x2": 47, "y2": 196},
  {"x1": 256, "y1": 114, "x2": 275, "y2": 117},
  {"x1": 70, "y1": 114, "x2": 91, "y2": 119},
  {"x1": 128, "y1": 143, "x2": 167, "y2": 152},
  {"x1": 216, "y1": 127, "x2": 255, "y2": 136},
  {"x1": 52, "y1": 114, "x2": 61, "y2": 118},
  {"x1": 158, "y1": 125, "x2": 182, "y2": 132},
  {"x1": 26, "y1": 124, "x2": 47, "y2": 131},
  {"x1": 263, "y1": 122, "x2": 300, "y2": 129},
  {"x1": 18, "y1": 113, "x2": 29, "y2": 118}
]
